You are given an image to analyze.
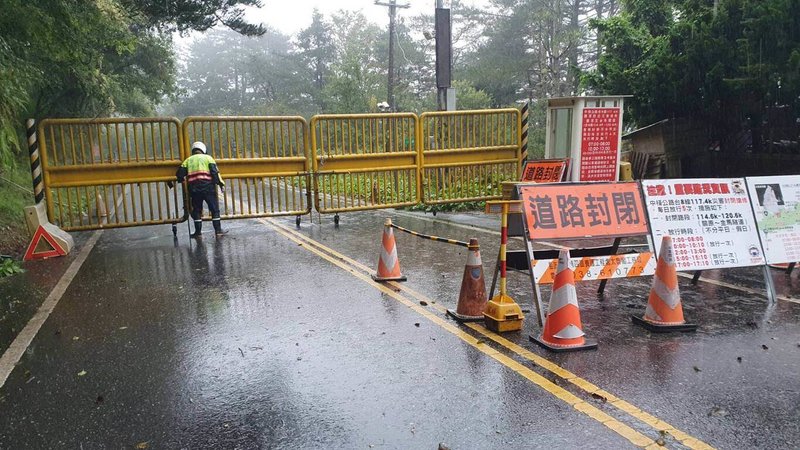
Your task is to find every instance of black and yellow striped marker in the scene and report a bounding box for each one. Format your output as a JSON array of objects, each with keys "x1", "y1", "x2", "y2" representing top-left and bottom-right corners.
[
  {"x1": 390, "y1": 222, "x2": 468, "y2": 248},
  {"x1": 27, "y1": 119, "x2": 44, "y2": 204},
  {"x1": 520, "y1": 101, "x2": 529, "y2": 163}
]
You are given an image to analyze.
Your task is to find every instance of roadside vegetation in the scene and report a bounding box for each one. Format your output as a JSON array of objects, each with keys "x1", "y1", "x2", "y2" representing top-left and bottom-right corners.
[
  {"x1": 0, "y1": 0, "x2": 263, "y2": 258},
  {"x1": 0, "y1": 164, "x2": 30, "y2": 258}
]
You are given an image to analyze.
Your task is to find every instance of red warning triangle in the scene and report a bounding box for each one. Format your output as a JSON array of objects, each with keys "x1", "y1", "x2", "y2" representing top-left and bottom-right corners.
[{"x1": 24, "y1": 225, "x2": 66, "y2": 261}]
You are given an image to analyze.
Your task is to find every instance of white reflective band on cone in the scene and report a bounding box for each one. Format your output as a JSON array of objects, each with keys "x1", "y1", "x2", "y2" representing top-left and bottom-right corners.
[
  {"x1": 553, "y1": 324, "x2": 585, "y2": 339},
  {"x1": 548, "y1": 283, "x2": 579, "y2": 313},
  {"x1": 466, "y1": 250, "x2": 481, "y2": 266},
  {"x1": 651, "y1": 277, "x2": 680, "y2": 309}
]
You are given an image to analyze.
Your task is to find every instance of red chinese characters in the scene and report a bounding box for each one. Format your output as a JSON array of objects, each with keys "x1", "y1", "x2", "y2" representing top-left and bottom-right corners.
[{"x1": 579, "y1": 108, "x2": 620, "y2": 181}]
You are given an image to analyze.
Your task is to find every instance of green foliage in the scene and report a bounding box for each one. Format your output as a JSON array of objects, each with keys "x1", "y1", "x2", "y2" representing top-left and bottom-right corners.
[
  {"x1": 295, "y1": 10, "x2": 336, "y2": 113},
  {"x1": 0, "y1": 257, "x2": 24, "y2": 278},
  {"x1": 0, "y1": 163, "x2": 31, "y2": 256},
  {"x1": 586, "y1": 0, "x2": 800, "y2": 148},
  {"x1": 176, "y1": 27, "x2": 305, "y2": 116},
  {"x1": 451, "y1": 80, "x2": 493, "y2": 110},
  {"x1": 0, "y1": 37, "x2": 30, "y2": 169},
  {"x1": 322, "y1": 11, "x2": 386, "y2": 114},
  {"x1": 0, "y1": 0, "x2": 266, "y2": 176},
  {"x1": 120, "y1": 0, "x2": 266, "y2": 36}
]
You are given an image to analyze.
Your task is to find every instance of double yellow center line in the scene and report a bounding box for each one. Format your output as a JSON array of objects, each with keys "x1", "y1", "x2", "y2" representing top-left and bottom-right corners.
[{"x1": 259, "y1": 217, "x2": 715, "y2": 450}]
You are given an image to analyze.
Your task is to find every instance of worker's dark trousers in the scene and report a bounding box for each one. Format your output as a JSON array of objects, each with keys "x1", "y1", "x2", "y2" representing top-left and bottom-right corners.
[{"x1": 189, "y1": 187, "x2": 222, "y2": 234}]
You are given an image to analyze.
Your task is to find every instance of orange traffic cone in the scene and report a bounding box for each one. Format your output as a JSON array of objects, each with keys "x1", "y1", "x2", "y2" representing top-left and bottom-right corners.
[
  {"x1": 372, "y1": 218, "x2": 407, "y2": 282},
  {"x1": 531, "y1": 249, "x2": 597, "y2": 352},
  {"x1": 447, "y1": 238, "x2": 487, "y2": 322},
  {"x1": 632, "y1": 236, "x2": 697, "y2": 332}
]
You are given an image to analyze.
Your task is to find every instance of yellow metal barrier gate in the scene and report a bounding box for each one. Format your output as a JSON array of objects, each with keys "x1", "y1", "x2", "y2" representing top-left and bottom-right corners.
[
  {"x1": 311, "y1": 113, "x2": 420, "y2": 214},
  {"x1": 182, "y1": 117, "x2": 312, "y2": 221},
  {"x1": 39, "y1": 118, "x2": 185, "y2": 231},
  {"x1": 420, "y1": 109, "x2": 521, "y2": 204},
  {"x1": 37, "y1": 109, "x2": 524, "y2": 232}
]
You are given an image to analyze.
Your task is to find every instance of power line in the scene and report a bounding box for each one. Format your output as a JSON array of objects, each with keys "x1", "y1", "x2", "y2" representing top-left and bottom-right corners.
[{"x1": 375, "y1": 0, "x2": 410, "y2": 111}]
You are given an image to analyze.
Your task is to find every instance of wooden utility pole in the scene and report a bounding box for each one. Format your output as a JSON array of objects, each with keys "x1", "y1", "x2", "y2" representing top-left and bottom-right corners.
[{"x1": 375, "y1": 0, "x2": 409, "y2": 111}]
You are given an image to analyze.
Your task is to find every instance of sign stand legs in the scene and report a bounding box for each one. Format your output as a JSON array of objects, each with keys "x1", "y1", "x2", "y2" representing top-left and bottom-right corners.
[
  {"x1": 524, "y1": 239, "x2": 545, "y2": 327},
  {"x1": 597, "y1": 237, "x2": 622, "y2": 297},
  {"x1": 763, "y1": 265, "x2": 777, "y2": 304},
  {"x1": 489, "y1": 249, "x2": 501, "y2": 300},
  {"x1": 691, "y1": 271, "x2": 702, "y2": 285}
]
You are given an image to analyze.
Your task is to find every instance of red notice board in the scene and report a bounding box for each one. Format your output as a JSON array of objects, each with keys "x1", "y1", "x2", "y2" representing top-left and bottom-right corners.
[
  {"x1": 521, "y1": 159, "x2": 569, "y2": 183},
  {"x1": 519, "y1": 182, "x2": 648, "y2": 240},
  {"x1": 579, "y1": 108, "x2": 620, "y2": 181}
]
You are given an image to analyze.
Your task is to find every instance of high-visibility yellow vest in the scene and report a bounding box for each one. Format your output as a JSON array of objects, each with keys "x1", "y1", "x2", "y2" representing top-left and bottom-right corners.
[{"x1": 181, "y1": 154, "x2": 224, "y2": 185}]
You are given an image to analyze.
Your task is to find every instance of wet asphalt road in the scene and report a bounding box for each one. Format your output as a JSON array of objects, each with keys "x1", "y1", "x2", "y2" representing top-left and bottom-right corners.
[{"x1": 0, "y1": 209, "x2": 799, "y2": 449}]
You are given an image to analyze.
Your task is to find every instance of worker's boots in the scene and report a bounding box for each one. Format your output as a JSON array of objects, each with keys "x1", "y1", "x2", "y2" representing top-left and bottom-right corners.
[
  {"x1": 190, "y1": 220, "x2": 202, "y2": 239},
  {"x1": 213, "y1": 218, "x2": 227, "y2": 237}
]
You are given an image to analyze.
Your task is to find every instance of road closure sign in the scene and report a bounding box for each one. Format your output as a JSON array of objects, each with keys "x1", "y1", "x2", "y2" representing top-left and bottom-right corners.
[
  {"x1": 746, "y1": 175, "x2": 800, "y2": 264},
  {"x1": 642, "y1": 178, "x2": 765, "y2": 271},
  {"x1": 521, "y1": 159, "x2": 569, "y2": 183},
  {"x1": 518, "y1": 182, "x2": 648, "y2": 240},
  {"x1": 579, "y1": 108, "x2": 620, "y2": 181}
]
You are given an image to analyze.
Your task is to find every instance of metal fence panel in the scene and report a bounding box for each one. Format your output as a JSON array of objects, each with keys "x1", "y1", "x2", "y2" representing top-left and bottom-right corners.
[
  {"x1": 311, "y1": 113, "x2": 421, "y2": 213},
  {"x1": 39, "y1": 118, "x2": 185, "y2": 231},
  {"x1": 182, "y1": 116, "x2": 312, "y2": 219},
  {"x1": 420, "y1": 109, "x2": 521, "y2": 205}
]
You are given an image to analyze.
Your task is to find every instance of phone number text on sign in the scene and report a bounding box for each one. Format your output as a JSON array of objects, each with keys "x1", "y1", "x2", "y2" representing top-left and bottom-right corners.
[{"x1": 642, "y1": 179, "x2": 765, "y2": 271}]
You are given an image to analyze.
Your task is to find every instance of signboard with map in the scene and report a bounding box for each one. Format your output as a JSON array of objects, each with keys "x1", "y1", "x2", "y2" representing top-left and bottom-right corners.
[{"x1": 747, "y1": 175, "x2": 800, "y2": 264}]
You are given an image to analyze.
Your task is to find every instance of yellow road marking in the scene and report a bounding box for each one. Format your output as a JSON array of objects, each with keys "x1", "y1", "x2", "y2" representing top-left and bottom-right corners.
[
  {"x1": 260, "y1": 218, "x2": 658, "y2": 448},
  {"x1": 265, "y1": 217, "x2": 717, "y2": 450}
]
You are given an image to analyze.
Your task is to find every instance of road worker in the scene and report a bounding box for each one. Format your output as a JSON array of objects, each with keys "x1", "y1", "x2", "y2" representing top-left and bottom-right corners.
[{"x1": 176, "y1": 141, "x2": 226, "y2": 237}]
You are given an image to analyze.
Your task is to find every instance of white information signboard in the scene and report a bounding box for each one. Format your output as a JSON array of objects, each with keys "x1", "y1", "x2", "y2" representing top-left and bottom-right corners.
[
  {"x1": 746, "y1": 175, "x2": 800, "y2": 264},
  {"x1": 642, "y1": 178, "x2": 765, "y2": 271}
]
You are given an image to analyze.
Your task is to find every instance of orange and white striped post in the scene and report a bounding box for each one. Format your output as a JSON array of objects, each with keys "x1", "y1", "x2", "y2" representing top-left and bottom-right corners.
[{"x1": 483, "y1": 202, "x2": 524, "y2": 332}]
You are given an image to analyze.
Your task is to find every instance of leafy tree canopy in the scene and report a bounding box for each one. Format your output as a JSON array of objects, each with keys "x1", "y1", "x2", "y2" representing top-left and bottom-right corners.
[
  {"x1": 585, "y1": 0, "x2": 800, "y2": 150},
  {"x1": 0, "y1": 0, "x2": 264, "y2": 168}
]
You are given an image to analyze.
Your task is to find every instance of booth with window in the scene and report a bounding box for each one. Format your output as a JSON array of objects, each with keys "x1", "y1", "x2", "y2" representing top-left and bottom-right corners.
[{"x1": 545, "y1": 96, "x2": 629, "y2": 181}]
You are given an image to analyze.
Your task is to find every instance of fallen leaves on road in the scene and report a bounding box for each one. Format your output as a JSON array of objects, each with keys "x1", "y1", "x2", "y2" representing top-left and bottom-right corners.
[
  {"x1": 77, "y1": 370, "x2": 87, "y2": 377},
  {"x1": 708, "y1": 406, "x2": 728, "y2": 417},
  {"x1": 591, "y1": 392, "x2": 607, "y2": 402}
]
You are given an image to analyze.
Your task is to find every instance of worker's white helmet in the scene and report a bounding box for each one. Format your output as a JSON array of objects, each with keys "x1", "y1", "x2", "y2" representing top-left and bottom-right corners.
[{"x1": 191, "y1": 141, "x2": 207, "y2": 154}]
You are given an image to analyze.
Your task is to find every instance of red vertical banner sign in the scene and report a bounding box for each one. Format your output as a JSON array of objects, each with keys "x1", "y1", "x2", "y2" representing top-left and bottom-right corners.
[{"x1": 579, "y1": 108, "x2": 620, "y2": 181}]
